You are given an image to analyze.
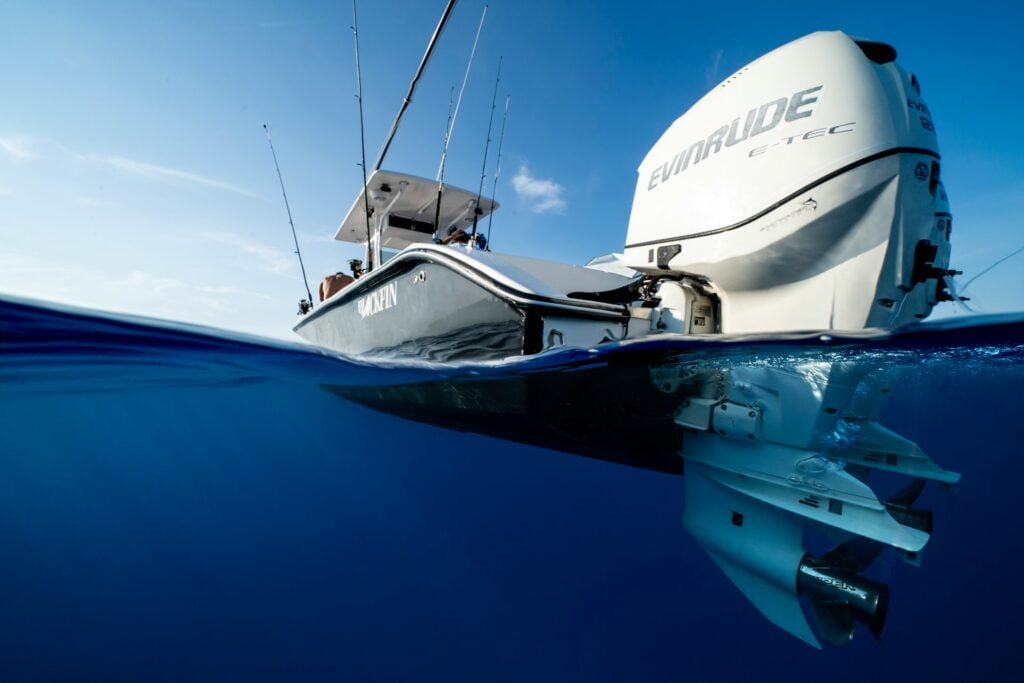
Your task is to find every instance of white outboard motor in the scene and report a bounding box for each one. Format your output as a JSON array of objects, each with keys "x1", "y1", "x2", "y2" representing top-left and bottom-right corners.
[
  {"x1": 624, "y1": 31, "x2": 955, "y2": 333},
  {"x1": 630, "y1": 32, "x2": 963, "y2": 649}
]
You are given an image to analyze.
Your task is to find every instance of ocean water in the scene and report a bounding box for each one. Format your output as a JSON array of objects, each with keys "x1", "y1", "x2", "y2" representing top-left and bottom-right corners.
[{"x1": 2, "y1": 294, "x2": 1023, "y2": 681}]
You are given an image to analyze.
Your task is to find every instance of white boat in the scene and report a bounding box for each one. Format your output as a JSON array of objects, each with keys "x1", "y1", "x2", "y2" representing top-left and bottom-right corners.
[
  {"x1": 295, "y1": 171, "x2": 636, "y2": 361},
  {"x1": 297, "y1": 25, "x2": 960, "y2": 649},
  {"x1": 296, "y1": 31, "x2": 954, "y2": 359}
]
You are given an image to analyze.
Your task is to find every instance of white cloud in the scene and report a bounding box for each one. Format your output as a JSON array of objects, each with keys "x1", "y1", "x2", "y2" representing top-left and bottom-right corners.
[
  {"x1": 299, "y1": 230, "x2": 339, "y2": 244},
  {"x1": 0, "y1": 252, "x2": 78, "y2": 278},
  {"x1": 200, "y1": 231, "x2": 294, "y2": 275},
  {"x1": 121, "y1": 270, "x2": 187, "y2": 293},
  {"x1": 0, "y1": 187, "x2": 14, "y2": 197},
  {"x1": 0, "y1": 249, "x2": 289, "y2": 339},
  {"x1": 74, "y1": 195, "x2": 111, "y2": 208},
  {"x1": 0, "y1": 135, "x2": 34, "y2": 160},
  {"x1": 0, "y1": 135, "x2": 260, "y2": 200},
  {"x1": 512, "y1": 165, "x2": 567, "y2": 214},
  {"x1": 99, "y1": 155, "x2": 261, "y2": 198}
]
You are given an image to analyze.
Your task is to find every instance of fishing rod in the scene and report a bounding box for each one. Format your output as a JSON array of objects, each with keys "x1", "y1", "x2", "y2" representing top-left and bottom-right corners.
[
  {"x1": 351, "y1": 0, "x2": 373, "y2": 272},
  {"x1": 263, "y1": 124, "x2": 314, "y2": 314},
  {"x1": 943, "y1": 242, "x2": 1024, "y2": 313},
  {"x1": 485, "y1": 94, "x2": 510, "y2": 246},
  {"x1": 959, "y1": 244, "x2": 1024, "y2": 296},
  {"x1": 432, "y1": 87, "x2": 454, "y2": 238},
  {"x1": 372, "y1": 0, "x2": 459, "y2": 172},
  {"x1": 471, "y1": 55, "x2": 502, "y2": 239},
  {"x1": 443, "y1": 86, "x2": 455, "y2": 160},
  {"x1": 432, "y1": 3, "x2": 488, "y2": 237}
]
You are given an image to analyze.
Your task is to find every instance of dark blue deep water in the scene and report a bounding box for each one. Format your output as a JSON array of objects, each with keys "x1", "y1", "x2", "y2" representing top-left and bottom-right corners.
[{"x1": 2, "y1": 295, "x2": 1023, "y2": 681}]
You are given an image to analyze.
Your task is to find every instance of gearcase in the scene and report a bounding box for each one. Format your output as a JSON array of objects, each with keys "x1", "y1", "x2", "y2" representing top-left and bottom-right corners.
[{"x1": 297, "y1": 29, "x2": 961, "y2": 647}]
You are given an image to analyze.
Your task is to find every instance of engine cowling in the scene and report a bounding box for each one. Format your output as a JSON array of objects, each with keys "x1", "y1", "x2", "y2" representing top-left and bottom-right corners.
[{"x1": 624, "y1": 31, "x2": 953, "y2": 333}]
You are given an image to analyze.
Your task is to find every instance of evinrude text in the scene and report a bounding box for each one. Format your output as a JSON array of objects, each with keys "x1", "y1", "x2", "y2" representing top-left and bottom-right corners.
[{"x1": 648, "y1": 85, "x2": 823, "y2": 191}]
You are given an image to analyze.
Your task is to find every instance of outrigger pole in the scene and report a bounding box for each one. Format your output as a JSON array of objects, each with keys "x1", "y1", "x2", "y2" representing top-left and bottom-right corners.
[
  {"x1": 263, "y1": 124, "x2": 315, "y2": 314},
  {"x1": 433, "y1": 3, "x2": 488, "y2": 238},
  {"x1": 351, "y1": 0, "x2": 373, "y2": 271},
  {"x1": 372, "y1": 0, "x2": 459, "y2": 172}
]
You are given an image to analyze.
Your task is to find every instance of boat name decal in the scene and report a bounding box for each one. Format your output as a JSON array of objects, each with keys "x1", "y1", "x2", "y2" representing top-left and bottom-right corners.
[
  {"x1": 647, "y1": 85, "x2": 823, "y2": 191},
  {"x1": 357, "y1": 281, "x2": 398, "y2": 318}
]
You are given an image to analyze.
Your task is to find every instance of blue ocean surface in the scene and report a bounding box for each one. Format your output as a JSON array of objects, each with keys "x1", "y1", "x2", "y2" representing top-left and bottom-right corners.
[{"x1": 2, "y1": 295, "x2": 1023, "y2": 681}]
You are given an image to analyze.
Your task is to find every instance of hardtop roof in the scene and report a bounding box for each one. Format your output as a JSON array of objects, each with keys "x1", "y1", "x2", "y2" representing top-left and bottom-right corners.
[{"x1": 335, "y1": 169, "x2": 498, "y2": 246}]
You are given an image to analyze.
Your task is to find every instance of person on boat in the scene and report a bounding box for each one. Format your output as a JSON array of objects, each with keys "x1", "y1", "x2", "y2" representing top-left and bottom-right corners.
[
  {"x1": 441, "y1": 225, "x2": 470, "y2": 245},
  {"x1": 441, "y1": 225, "x2": 487, "y2": 250},
  {"x1": 319, "y1": 272, "x2": 355, "y2": 301}
]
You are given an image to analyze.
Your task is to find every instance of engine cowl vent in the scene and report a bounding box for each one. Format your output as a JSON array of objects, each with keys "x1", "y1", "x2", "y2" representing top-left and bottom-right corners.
[{"x1": 855, "y1": 39, "x2": 897, "y2": 64}]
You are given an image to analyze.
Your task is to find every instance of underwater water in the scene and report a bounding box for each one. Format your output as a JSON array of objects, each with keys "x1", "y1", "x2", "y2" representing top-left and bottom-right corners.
[{"x1": 1, "y1": 295, "x2": 1023, "y2": 681}]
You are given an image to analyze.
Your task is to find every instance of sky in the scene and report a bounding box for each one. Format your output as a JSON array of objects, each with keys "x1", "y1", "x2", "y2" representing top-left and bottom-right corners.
[{"x1": 2, "y1": 0, "x2": 1022, "y2": 340}]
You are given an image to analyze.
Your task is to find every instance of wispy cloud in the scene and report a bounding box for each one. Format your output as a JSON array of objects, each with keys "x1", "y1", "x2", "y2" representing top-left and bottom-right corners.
[
  {"x1": 122, "y1": 271, "x2": 189, "y2": 293},
  {"x1": 512, "y1": 165, "x2": 567, "y2": 214},
  {"x1": 0, "y1": 250, "x2": 288, "y2": 337},
  {"x1": 0, "y1": 252, "x2": 79, "y2": 278},
  {"x1": 706, "y1": 48, "x2": 724, "y2": 87},
  {"x1": 0, "y1": 134, "x2": 87, "y2": 162},
  {"x1": 0, "y1": 186, "x2": 14, "y2": 197},
  {"x1": 200, "y1": 231, "x2": 294, "y2": 274},
  {"x1": 99, "y1": 155, "x2": 261, "y2": 198},
  {"x1": 0, "y1": 135, "x2": 260, "y2": 200},
  {"x1": 74, "y1": 195, "x2": 112, "y2": 208},
  {"x1": 118, "y1": 270, "x2": 272, "y2": 300},
  {"x1": 0, "y1": 135, "x2": 34, "y2": 160},
  {"x1": 299, "y1": 230, "x2": 338, "y2": 244}
]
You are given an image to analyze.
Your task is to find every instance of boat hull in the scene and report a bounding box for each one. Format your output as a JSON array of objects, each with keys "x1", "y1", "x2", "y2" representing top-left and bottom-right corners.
[{"x1": 294, "y1": 246, "x2": 633, "y2": 361}]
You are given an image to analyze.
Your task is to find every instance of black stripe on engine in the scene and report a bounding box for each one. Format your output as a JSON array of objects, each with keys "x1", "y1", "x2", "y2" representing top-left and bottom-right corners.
[{"x1": 624, "y1": 146, "x2": 940, "y2": 249}]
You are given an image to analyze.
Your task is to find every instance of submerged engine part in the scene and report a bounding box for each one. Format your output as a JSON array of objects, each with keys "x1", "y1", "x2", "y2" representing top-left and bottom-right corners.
[
  {"x1": 624, "y1": 31, "x2": 954, "y2": 333},
  {"x1": 797, "y1": 553, "x2": 889, "y2": 646},
  {"x1": 675, "y1": 361, "x2": 959, "y2": 648}
]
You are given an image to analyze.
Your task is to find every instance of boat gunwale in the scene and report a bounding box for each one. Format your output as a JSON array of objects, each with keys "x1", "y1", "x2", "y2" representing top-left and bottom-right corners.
[{"x1": 294, "y1": 247, "x2": 633, "y2": 333}]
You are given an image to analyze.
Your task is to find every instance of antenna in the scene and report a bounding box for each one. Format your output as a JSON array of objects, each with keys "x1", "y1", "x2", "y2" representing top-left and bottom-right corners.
[
  {"x1": 351, "y1": 0, "x2": 373, "y2": 271},
  {"x1": 373, "y1": 0, "x2": 459, "y2": 172},
  {"x1": 486, "y1": 94, "x2": 510, "y2": 246},
  {"x1": 432, "y1": 3, "x2": 488, "y2": 236},
  {"x1": 471, "y1": 55, "x2": 502, "y2": 238},
  {"x1": 263, "y1": 124, "x2": 314, "y2": 314}
]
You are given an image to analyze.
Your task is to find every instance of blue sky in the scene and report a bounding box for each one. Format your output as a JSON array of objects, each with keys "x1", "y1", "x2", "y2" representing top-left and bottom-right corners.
[{"x1": 2, "y1": 0, "x2": 1022, "y2": 338}]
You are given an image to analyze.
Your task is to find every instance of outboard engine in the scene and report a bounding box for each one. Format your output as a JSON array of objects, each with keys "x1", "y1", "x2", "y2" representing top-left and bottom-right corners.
[
  {"x1": 624, "y1": 31, "x2": 955, "y2": 333},
  {"x1": 629, "y1": 32, "x2": 964, "y2": 649}
]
